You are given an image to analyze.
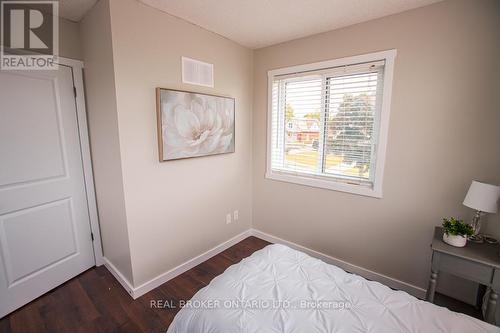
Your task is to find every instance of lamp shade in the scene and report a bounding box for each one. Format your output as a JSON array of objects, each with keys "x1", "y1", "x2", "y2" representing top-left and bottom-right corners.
[{"x1": 463, "y1": 181, "x2": 500, "y2": 213}]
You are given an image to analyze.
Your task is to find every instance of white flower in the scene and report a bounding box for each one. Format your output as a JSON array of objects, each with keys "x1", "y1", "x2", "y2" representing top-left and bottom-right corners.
[{"x1": 162, "y1": 93, "x2": 234, "y2": 159}]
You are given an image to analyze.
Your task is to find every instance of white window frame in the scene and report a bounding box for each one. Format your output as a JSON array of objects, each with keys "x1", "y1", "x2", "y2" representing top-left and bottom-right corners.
[{"x1": 265, "y1": 49, "x2": 396, "y2": 198}]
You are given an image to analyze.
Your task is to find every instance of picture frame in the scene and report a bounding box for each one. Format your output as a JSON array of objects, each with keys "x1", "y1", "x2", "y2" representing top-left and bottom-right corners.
[{"x1": 156, "y1": 88, "x2": 235, "y2": 162}]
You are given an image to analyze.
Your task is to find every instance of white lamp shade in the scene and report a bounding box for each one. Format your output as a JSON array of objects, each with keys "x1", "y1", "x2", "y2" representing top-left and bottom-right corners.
[{"x1": 463, "y1": 181, "x2": 500, "y2": 213}]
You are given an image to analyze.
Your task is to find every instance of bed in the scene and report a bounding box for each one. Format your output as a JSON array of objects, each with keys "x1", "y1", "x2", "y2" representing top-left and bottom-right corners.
[{"x1": 167, "y1": 244, "x2": 498, "y2": 333}]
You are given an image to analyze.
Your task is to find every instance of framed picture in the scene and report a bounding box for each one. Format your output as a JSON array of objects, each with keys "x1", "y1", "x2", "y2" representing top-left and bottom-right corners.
[{"x1": 156, "y1": 88, "x2": 235, "y2": 161}]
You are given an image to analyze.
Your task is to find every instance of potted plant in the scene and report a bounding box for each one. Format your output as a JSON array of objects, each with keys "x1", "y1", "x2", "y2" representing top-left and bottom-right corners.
[{"x1": 442, "y1": 217, "x2": 474, "y2": 247}]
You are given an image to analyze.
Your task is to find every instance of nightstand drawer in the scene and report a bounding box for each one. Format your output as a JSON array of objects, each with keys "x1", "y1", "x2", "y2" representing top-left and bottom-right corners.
[{"x1": 437, "y1": 252, "x2": 493, "y2": 285}]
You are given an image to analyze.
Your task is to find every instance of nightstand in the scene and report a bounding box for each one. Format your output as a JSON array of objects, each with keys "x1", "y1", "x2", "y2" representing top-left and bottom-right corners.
[{"x1": 427, "y1": 227, "x2": 500, "y2": 324}]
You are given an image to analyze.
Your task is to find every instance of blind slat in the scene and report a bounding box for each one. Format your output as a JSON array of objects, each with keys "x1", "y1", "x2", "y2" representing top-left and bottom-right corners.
[{"x1": 270, "y1": 59, "x2": 385, "y2": 185}]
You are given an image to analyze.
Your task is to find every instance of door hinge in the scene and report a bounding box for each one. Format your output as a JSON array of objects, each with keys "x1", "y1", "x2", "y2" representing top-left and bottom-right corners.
[
  {"x1": 73, "y1": 86, "x2": 77, "y2": 98},
  {"x1": 91, "y1": 232, "x2": 94, "y2": 241}
]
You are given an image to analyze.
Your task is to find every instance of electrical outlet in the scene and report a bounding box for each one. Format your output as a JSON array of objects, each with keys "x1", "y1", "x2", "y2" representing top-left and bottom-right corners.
[
  {"x1": 226, "y1": 213, "x2": 232, "y2": 224},
  {"x1": 233, "y1": 210, "x2": 239, "y2": 221}
]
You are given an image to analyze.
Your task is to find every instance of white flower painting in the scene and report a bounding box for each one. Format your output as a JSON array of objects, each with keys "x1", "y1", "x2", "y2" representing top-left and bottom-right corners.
[{"x1": 157, "y1": 88, "x2": 235, "y2": 161}]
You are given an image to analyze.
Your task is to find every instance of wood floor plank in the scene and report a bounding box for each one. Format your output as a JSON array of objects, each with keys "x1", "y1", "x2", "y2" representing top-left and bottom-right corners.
[
  {"x1": 9, "y1": 301, "x2": 47, "y2": 333},
  {"x1": 0, "y1": 236, "x2": 482, "y2": 332},
  {"x1": 0, "y1": 319, "x2": 11, "y2": 333},
  {"x1": 78, "y1": 268, "x2": 129, "y2": 328},
  {"x1": 139, "y1": 288, "x2": 177, "y2": 326},
  {"x1": 198, "y1": 253, "x2": 236, "y2": 276}
]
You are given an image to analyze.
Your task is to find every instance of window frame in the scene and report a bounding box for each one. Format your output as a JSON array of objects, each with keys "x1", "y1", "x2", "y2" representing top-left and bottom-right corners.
[{"x1": 265, "y1": 49, "x2": 397, "y2": 198}]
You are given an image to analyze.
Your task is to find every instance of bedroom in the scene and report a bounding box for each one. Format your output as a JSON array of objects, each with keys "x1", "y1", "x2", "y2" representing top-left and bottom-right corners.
[{"x1": 0, "y1": 0, "x2": 499, "y2": 332}]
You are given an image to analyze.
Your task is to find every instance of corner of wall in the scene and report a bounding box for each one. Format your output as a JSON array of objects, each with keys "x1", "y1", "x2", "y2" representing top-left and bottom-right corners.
[{"x1": 79, "y1": 0, "x2": 135, "y2": 285}]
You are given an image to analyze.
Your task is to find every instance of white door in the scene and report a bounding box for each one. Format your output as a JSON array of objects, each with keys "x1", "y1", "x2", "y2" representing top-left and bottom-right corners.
[{"x1": 0, "y1": 64, "x2": 95, "y2": 318}]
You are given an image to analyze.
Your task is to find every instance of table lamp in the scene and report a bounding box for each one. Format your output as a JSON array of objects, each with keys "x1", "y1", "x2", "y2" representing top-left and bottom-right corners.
[{"x1": 463, "y1": 181, "x2": 500, "y2": 243}]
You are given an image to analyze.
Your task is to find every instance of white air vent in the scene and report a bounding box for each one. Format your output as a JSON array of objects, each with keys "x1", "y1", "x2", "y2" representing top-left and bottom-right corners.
[{"x1": 182, "y1": 57, "x2": 214, "y2": 87}]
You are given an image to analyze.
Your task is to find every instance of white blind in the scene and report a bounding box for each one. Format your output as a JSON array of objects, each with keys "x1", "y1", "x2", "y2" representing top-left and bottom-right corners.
[{"x1": 270, "y1": 60, "x2": 385, "y2": 187}]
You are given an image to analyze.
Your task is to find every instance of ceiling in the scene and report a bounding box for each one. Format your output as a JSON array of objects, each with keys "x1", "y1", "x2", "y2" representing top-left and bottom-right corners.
[
  {"x1": 59, "y1": 0, "x2": 98, "y2": 22},
  {"x1": 138, "y1": 0, "x2": 443, "y2": 49},
  {"x1": 58, "y1": 0, "x2": 443, "y2": 48}
]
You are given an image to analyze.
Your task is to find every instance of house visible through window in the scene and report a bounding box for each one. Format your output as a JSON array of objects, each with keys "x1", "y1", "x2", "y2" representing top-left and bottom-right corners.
[{"x1": 266, "y1": 50, "x2": 396, "y2": 197}]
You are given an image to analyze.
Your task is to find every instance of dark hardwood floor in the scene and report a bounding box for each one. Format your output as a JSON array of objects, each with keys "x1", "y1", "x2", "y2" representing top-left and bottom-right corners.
[{"x1": 0, "y1": 236, "x2": 483, "y2": 333}]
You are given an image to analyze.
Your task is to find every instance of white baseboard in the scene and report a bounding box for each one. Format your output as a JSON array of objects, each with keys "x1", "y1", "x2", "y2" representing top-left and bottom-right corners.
[
  {"x1": 104, "y1": 228, "x2": 426, "y2": 300},
  {"x1": 104, "y1": 229, "x2": 253, "y2": 299},
  {"x1": 132, "y1": 229, "x2": 253, "y2": 298},
  {"x1": 251, "y1": 228, "x2": 426, "y2": 299},
  {"x1": 103, "y1": 257, "x2": 135, "y2": 297}
]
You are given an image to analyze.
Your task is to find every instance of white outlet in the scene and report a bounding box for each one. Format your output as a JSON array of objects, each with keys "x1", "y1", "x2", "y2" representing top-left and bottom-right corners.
[
  {"x1": 226, "y1": 213, "x2": 232, "y2": 224},
  {"x1": 233, "y1": 210, "x2": 239, "y2": 221}
]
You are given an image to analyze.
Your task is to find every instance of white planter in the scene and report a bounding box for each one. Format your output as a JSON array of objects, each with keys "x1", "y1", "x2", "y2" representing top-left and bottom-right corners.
[{"x1": 442, "y1": 233, "x2": 467, "y2": 247}]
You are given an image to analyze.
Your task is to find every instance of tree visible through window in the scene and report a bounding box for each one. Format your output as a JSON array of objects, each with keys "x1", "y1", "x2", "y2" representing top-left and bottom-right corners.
[{"x1": 326, "y1": 93, "x2": 375, "y2": 179}]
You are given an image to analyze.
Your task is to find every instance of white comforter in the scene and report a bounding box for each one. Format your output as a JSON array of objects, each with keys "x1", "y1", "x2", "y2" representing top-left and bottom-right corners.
[{"x1": 167, "y1": 244, "x2": 498, "y2": 333}]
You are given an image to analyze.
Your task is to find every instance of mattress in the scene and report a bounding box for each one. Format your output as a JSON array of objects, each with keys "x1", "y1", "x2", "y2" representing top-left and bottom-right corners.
[{"x1": 167, "y1": 244, "x2": 499, "y2": 333}]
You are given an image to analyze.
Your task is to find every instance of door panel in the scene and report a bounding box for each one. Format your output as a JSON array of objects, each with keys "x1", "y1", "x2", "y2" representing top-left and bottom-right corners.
[
  {"x1": 0, "y1": 65, "x2": 95, "y2": 318},
  {"x1": 0, "y1": 198, "x2": 77, "y2": 285},
  {"x1": 0, "y1": 72, "x2": 65, "y2": 186}
]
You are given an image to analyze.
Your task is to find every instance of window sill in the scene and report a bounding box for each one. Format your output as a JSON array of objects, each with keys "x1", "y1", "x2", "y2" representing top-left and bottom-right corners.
[{"x1": 265, "y1": 171, "x2": 382, "y2": 198}]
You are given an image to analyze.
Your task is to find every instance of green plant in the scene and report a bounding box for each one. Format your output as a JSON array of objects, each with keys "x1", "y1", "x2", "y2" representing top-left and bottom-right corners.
[{"x1": 442, "y1": 217, "x2": 474, "y2": 237}]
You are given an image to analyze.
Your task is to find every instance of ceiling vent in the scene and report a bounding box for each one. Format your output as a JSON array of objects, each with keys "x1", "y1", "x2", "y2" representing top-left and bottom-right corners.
[{"x1": 181, "y1": 57, "x2": 214, "y2": 87}]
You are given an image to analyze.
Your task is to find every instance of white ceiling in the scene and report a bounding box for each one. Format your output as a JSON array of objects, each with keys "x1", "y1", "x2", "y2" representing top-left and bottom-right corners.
[
  {"x1": 57, "y1": 0, "x2": 443, "y2": 47},
  {"x1": 58, "y1": 0, "x2": 98, "y2": 22},
  {"x1": 139, "y1": 0, "x2": 442, "y2": 49}
]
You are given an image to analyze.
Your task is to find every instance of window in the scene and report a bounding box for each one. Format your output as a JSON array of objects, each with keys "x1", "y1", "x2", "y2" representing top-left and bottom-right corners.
[{"x1": 266, "y1": 50, "x2": 396, "y2": 197}]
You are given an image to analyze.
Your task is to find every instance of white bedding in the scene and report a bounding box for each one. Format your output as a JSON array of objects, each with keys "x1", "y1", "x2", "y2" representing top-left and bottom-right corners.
[{"x1": 167, "y1": 244, "x2": 499, "y2": 333}]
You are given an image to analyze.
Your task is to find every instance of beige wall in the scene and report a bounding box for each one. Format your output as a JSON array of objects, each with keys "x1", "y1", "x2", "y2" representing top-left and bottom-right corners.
[
  {"x1": 107, "y1": 0, "x2": 253, "y2": 285},
  {"x1": 79, "y1": 0, "x2": 499, "y2": 297},
  {"x1": 252, "y1": 0, "x2": 500, "y2": 291},
  {"x1": 59, "y1": 18, "x2": 82, "y2": 60},
  {"x1": 80, "y1": 0, "x2": 134, "y2": 283},
  {"x1": 33, "y1": 17, "x2": 82, "y2": 60}
]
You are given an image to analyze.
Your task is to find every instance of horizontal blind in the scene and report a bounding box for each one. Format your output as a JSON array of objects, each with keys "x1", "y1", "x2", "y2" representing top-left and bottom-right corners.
[{"x1": 270, "y1": 60, "x2": 385, "y2": 187}]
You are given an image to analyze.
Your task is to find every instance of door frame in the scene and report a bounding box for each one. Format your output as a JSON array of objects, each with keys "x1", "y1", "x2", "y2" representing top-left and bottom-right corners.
[{"x1": 56, "y1": 56, "x2": 104, "y2": 266}]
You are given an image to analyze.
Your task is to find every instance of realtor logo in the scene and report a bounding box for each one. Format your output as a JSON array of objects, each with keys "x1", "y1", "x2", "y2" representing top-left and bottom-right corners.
[{"x1": 1, "y1": 0, "x2": 59, "y2": 70}]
